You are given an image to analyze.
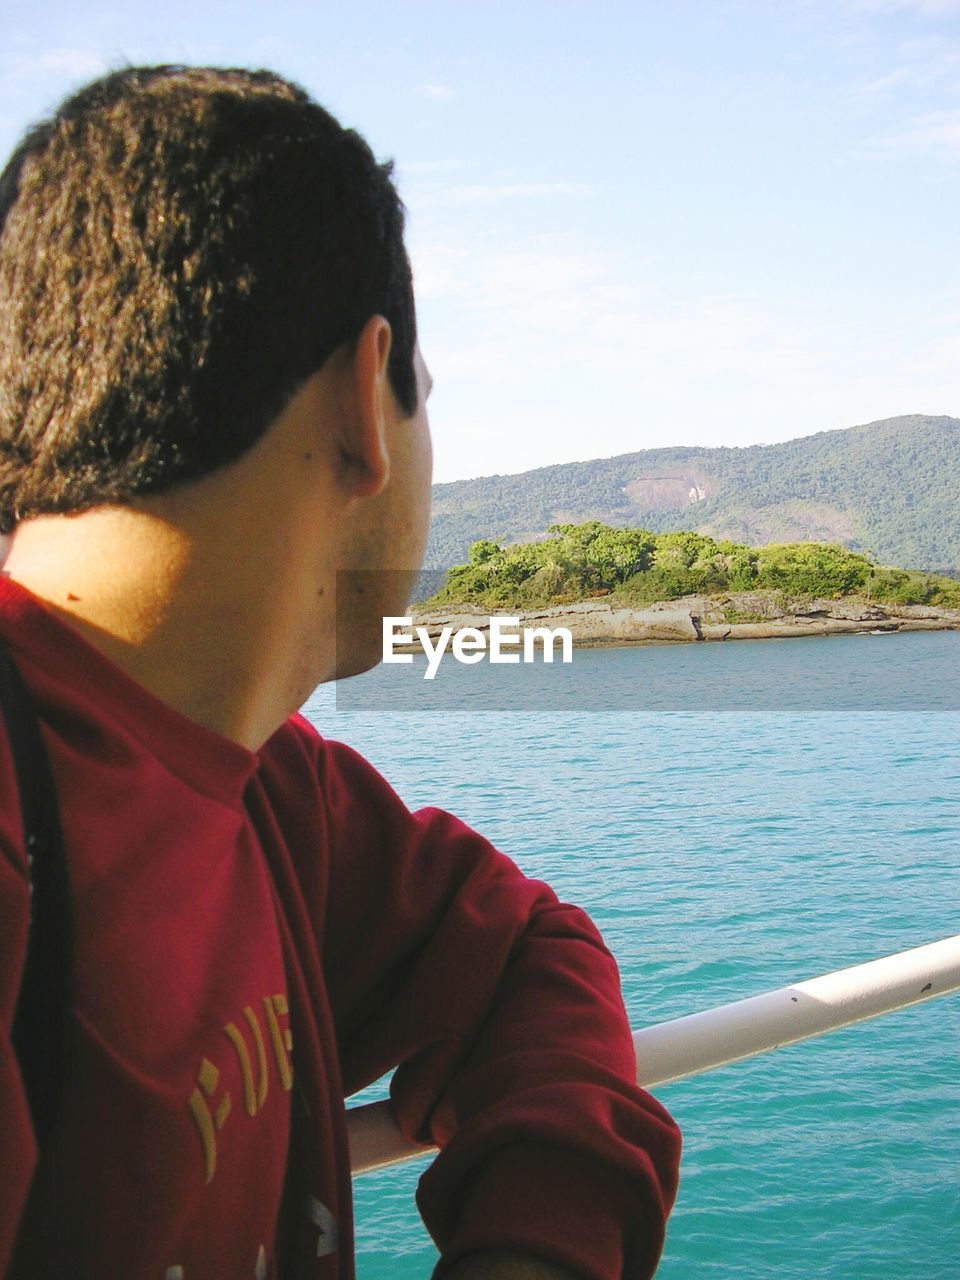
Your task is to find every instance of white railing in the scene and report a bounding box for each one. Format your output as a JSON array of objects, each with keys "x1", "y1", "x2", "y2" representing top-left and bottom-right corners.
[{"x1": 347, "y1": 934, "x2": 960, "y2": 1174}]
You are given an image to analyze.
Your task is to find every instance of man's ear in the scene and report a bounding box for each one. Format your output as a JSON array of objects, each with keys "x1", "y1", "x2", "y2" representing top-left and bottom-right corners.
[{"x1": 338, "y1": 314, "x2": 393, "y2": 498}]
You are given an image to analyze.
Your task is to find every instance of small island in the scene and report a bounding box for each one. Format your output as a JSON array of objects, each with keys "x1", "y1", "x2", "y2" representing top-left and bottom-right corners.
[{"x1": 409, "y1": 522, "x2": 960, "y2": 648}]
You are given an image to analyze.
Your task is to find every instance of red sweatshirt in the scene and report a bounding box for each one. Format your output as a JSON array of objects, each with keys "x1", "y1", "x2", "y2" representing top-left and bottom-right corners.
[{"x1": 0, "y1": 577, "x2": 680, "y2": 1279}]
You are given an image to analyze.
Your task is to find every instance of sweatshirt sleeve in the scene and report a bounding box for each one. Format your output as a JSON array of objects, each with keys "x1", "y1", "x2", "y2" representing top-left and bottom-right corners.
[{"x1": 317, "y1": 737, "x2": 681, "y2": 1280}]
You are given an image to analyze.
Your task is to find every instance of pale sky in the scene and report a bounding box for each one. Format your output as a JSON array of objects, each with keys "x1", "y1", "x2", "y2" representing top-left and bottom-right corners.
[{"x1": 2, "y1": 0, "x2": 959, "y2": 481}]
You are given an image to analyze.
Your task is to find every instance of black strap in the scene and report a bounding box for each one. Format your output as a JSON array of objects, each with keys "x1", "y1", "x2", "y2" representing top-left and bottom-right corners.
[{"x1": 0, "y1": 639, "x2": 71, "y2": 1145}]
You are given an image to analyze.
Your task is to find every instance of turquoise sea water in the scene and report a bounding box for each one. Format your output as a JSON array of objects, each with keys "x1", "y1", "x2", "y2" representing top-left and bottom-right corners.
[{"x1": 303, "y1": 631, "x2": 960, "y2": 1280}]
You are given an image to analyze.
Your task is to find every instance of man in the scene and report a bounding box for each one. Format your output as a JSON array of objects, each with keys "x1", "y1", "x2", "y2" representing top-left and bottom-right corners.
[{"x1": 0, "y1": 66, "x2": 680, "y2": 1278}]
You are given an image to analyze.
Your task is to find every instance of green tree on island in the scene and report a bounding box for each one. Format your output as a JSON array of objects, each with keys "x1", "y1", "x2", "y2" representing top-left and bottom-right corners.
[{"x1": 424, "y1": 521, "x2": 960, "y2": 611}]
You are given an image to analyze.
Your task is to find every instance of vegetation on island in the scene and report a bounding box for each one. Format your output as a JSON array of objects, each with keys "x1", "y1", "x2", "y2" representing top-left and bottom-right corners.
[
  {"x1": 422, "y1": 520, "x2": 960, "y2": 614},
  {"x1": 426, "y1": 414, "x2": 960, "y2": 575}
]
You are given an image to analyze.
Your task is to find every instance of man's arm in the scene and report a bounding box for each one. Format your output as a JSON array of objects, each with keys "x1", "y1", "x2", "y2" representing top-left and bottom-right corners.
[{"x1": 279, "y1": 728, "x2": 680, "y2": 1280}]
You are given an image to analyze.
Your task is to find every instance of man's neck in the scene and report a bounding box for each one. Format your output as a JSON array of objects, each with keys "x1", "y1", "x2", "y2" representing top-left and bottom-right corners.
[{"x1": 3, "y1": 487, "x2": 337, "y2": 751}]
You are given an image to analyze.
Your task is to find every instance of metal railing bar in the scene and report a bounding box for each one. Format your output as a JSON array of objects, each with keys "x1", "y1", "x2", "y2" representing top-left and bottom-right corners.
[{"x1": 347, "y1": 933, "x2": 960, "y2": 1174}]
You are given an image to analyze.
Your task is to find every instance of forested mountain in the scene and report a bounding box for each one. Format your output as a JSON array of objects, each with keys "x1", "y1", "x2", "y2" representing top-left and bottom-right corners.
[{"x1": 426, "y1": 415, "x2": 960, "y2": 573}]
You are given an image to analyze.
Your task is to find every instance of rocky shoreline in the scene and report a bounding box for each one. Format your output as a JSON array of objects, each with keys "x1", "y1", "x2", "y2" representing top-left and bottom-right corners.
[{"x1": 405, "y1": 592, "x2": 960, "y2": 648}]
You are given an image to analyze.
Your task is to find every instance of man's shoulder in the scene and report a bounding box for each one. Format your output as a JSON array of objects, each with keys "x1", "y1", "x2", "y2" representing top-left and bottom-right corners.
[{"x1": 258, "y1": 713, "x2": 391, "y2": 801}]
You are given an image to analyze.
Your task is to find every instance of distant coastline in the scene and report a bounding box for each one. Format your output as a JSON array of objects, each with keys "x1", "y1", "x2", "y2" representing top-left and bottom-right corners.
[{"x1": 406, "y1": 591, "x2": 960, "y2": 650}]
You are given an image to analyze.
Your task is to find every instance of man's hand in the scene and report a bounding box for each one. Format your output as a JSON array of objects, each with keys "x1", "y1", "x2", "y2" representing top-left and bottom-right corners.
[{"x1": 441, "y1": 1249, "x2": 583, "y2": 1280}]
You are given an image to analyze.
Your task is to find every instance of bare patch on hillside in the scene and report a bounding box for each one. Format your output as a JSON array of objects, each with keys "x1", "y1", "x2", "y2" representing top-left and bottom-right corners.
[{"x1": 624, "y1": 475, "x2": 713, "y2": 510}]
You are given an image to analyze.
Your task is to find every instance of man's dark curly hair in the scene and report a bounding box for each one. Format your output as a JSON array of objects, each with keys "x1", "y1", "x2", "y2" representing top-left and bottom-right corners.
[{"x1": 0, "y1": 65, "x2": 417, "y2": 532}]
